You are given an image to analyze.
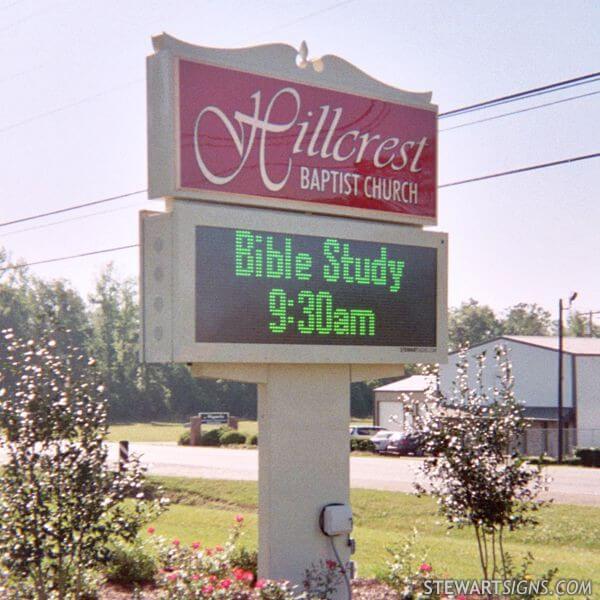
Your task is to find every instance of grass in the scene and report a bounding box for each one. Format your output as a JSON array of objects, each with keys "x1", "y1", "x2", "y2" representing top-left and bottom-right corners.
[
  {"x1": 107, "y1": 421, "x2": 258, "y2": 443},
  {"x1": 146, "y1": 476, "x2": 600, "y2": 589}
]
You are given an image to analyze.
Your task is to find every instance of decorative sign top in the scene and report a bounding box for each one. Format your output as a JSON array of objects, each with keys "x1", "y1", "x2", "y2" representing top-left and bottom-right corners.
[{"x1": 147, "y1": 34, "x2": 438, "y2": 225}]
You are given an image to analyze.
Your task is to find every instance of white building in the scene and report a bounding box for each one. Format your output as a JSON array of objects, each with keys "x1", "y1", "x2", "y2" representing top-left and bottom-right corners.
[
  {"x1": 375, "y1": 336, "x2": 600, "y2": 456},
  {"x1": 373, "y1": 375, "x2": 436, "y2": 431}
]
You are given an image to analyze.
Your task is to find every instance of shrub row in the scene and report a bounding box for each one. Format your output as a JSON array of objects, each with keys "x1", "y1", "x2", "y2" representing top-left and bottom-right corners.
[
  {"x1": 178, "y1": 427, "x2": 258, "y2": 447},
  {"x1": 350, "y1": 438, "x2": 376, "y2": 452},
  {"x1": 575, "y1": 447, "x2": 600, "y2": 467}
]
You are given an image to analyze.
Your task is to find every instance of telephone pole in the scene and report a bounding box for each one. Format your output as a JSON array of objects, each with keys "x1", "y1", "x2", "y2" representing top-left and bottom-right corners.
[{"x1": 558, "y1": 292, "x2": 577, "y2": 463}]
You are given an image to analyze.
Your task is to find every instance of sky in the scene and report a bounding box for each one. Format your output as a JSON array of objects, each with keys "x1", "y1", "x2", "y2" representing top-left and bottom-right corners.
[{"x1": 1, "y1": 0, "x2": 599, "y2": 319}]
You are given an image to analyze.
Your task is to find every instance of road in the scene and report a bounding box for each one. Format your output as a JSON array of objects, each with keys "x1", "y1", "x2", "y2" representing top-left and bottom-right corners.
[{"x1": 103, "y1": 443, "x2": 600, "y2": 507}]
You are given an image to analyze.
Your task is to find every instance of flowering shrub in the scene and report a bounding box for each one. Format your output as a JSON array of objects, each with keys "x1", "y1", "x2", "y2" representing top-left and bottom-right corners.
[
  {"x1": 414, "y1": 346, "x2": 552, "y2": 581},
  {"x1": 382, "y1": 529, "x2": 440, "y2": 599},
  {"x1": 154, "y1": 516, "x2": 267, "y2": 598},
  {"x1": 0, "y1": 330, "x2": 167, "y2": 599},
  {"x1": 151, "y1": 516, "x2": 343, "y2": 599},
  {"x1": 302, "y1": 560, "x2": 345, "y2": 599}
]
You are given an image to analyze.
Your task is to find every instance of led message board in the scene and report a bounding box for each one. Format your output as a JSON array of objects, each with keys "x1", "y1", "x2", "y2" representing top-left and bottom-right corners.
[
  {"x1": 140, "y1": 202, "x2": 447, "y2": 365},
  {"x1": 147, "y1": 34, "x2": 437, "y2": 226},
  {"x1": 195, "y1": 226, "x2": 436, "y2": 347}
]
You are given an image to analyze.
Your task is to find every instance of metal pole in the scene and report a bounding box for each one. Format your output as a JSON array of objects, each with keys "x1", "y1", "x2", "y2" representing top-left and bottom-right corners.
[
  {"x1": 558, "y1": 299, "x2": 564, "y2": 464},
  {"x1": 119, "y1": 440, "x2": 129, "y2": 471}
]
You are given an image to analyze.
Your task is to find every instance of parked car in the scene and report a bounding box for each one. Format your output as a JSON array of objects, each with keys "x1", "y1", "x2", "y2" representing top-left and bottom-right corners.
[
  {"x1": 370, "y1": 430, "x2": 395, "y2": 453},
  {"x1": 349, "y1": 425, "x2": 388, "y2": 440},
  {"x1": 385, "y1": 432, "x2": 423, "y2": 456}
]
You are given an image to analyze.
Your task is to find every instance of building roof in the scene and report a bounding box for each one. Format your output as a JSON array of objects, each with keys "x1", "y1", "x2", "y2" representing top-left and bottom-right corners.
[
  {"x1": 451, "y1": 335, "x2": 600, "y2": 357},
  {"x1": 374, "y1": 375, "x2": 435, "y2": 392}
]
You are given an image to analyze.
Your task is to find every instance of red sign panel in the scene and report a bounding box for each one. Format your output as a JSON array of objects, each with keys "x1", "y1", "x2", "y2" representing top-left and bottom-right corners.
[{"x1": 177, "y1": 59, "x2": 437, "y2": 222}]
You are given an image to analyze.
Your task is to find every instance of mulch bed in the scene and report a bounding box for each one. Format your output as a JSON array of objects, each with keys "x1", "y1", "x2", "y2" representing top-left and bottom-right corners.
[
  {"x1": 100, "y1": 584, "x2": 160, "y2": 599},
  {"x1": 100, "y1": 578, "x2": 399, "y2": 598},
  {"x1": 351, "y1": 578, "x2": 400, "y2": 599}
]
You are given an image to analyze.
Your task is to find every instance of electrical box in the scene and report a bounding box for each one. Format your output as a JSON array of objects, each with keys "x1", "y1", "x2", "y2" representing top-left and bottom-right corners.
[{"x1": 321, "y1": 504, "x2": 353, "y2": 536}]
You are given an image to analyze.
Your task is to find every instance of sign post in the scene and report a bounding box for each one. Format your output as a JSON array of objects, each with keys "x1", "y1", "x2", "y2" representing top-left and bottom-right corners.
[
  {"x1": 257, "y1": 365, "x2": 351, "y2": 584},
  {"x1": 143, "y1": 33, "x2": 446, "y2": 596}
]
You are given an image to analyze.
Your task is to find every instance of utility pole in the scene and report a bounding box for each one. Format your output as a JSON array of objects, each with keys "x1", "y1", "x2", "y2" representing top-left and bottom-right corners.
[
  {"x1": 587, "y1": 310, "x2": 600, "y2": 336},
  {"x1": 558, "y1": 292, "x2": 577, "y2": 464}
]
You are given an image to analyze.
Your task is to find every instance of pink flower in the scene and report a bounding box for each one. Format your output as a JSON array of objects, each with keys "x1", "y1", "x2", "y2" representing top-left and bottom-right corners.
[
  {"x1": 205, "y1": 548, "x2": 213, "y2": 556},
  {"x1": 233, "y1": 568, "x2": 245, "y2": 581},
  {"x1": 167, "y1": 572, "x2": 178, "y2": 582},
  {"x1": 209, "y1": 575, "x2": 217, "y2": 583},
  {"x1": 255, "y1": 579, "x2": 266, "y2": 589},
  {"x1": 456, "y1": 596, "x2": 467, "y2": 600},
  {"x1": 235, "y1": 514, "x2": 244, "y2": 523},
  {"x1": 326, "y1": 559, "x2": 337, "y2": 570},
  {"x1": 220, "y1": 578, "x2": 232, "y2": 589},
  {"x1": 191, "y1": 574, "x2": 200, "y2": 581},
  {"x1": 172, "y1": 539, "x2": 180, "y2": 547},
  {"x1": 215, "y1": 544, "x2": 224, "y2": 552},
  {"x1": 147, "y1": 526, "x2": 155, "y2": 534},
  {"x1": 419, "y1": 562, "x2": 432, "y2": 573},
  {"x1": 243, "y1": 571, "x2": 254, "y2": 582},
  {"x1": 192, "y1": 541, "x2": 201, "y2": 550},
  {"x1": 202, "y1": 584, "x2": 214, "y2": 594}
]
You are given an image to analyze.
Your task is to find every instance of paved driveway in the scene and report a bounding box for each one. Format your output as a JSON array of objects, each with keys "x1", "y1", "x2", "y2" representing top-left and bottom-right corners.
[
  {"x1": 103, "y1": 443, "x2": 600, "y2": 506},
  {"x1": 2, "y1": 443, "x2": 597, "y2": 505}
]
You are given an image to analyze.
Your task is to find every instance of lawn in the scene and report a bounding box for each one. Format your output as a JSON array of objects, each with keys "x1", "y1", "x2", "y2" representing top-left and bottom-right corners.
[
  {"x1": 107, "y1": 421, "x2": 258, "y2": 443},
  {"x1": 146, "y1": 476, "x2": 600, "y2": 590}
]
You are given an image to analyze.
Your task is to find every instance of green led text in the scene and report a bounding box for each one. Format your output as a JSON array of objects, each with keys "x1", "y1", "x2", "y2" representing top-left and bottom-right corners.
[
  {"x1": 269, "y1": 288, "x2": 376, "y2": 337},
  {"x1": 235, "y1": 230, "x2": 405, "y2": 292},
  {"x1": 236, "y1": 230, "x2": 313, "y2": 281}
]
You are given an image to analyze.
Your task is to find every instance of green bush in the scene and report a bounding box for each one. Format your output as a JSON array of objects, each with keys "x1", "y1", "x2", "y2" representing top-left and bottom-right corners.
[
  {"x1": 178, "y1": 431, "x2": 190, "y2": 446},
  {"x1": 350, "y1": 439, "x2": 376, "y2": 452},
  {"x1": 247, "y1": 433, "x2": 258, "y2": 445},
  {"x1": 105, "y1": 541, "x2": 156, "y2": 585},
  {"x1": 199, "y1": 427, "x2": 229, "y2": 446},
  {"x1": 220, "y1": 430, "x2": 247, "y2": 445},
  {"x1": 575, "y1": 447, "x2": 600, "y2": 467}
]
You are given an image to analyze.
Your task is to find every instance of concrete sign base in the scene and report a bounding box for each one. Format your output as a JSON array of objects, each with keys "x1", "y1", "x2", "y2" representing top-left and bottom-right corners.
[
  {"x1": 258, "y1": 364, "x2": 351, "y2": 592},
  {"x1": 189, "y1": 362, "x2": 405, "y2": 598}
]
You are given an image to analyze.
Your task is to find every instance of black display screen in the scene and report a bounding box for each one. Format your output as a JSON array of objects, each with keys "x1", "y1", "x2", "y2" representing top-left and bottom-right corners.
[{"x1": 195, "y1": 225, "x2": 437, "y2": 347}]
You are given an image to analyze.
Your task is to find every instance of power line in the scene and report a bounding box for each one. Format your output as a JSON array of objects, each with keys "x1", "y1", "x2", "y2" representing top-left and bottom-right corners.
[
  {"x1": 0, "y1": 0, "x2": 355, "y2": 135},
  {"x1": 440, "y1": 89, "x2": 600, "y2": 132},
  {"x1": 439, "y1": 152, "x2": 600, "y2": 189},
  {"x1": 2, "y1": 150, "x2": 599, "y2": 235},
  {"x1": 0, "y1": 189, "x2": 147, "y2": 229},
  {"x1": 0, "y1": 78, "x2": 143, "y2": 134},
  {"x1": 3, "y1": 151, "x2": 599, "y2": 272},
  {"x1": 0, "y1": 244, "x2": 139, "y2": 273},
  {"x1": 0, "y1": 199, "x2": 149, "y2": 237},
  {"x1": 439, "y1": 71, "x2": 600, "y2": 118},
  {"x1": 254, "y1": 0, "x2": 356, "y2": 37}
]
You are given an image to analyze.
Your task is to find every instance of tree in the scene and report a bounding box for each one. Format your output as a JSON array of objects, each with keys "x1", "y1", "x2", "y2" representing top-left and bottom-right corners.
[
  {"x1": 502, "y1": 303, "x2": 551, "y2": 336},
  {"x1": 29, "y1": 278, "x2": 91, "y2": 351},
  {"x1": 88, "y1": 265, "x2": 148, "y2": 421},
  {"x1": 565, "y1": 310, "x2": 600, "y2": 337},
  {"x1": 0, "y1": 329, "x2": 165, "y2": 598},
  {"x1": 448, "y1": 299, "x2": 502, "y2": 351},
  {"x1": 0, "y1": 249, "x2": 35, "y2": 338},
  {"x1": 415, "y1": 347, "x2": 550, "y2": 581}
]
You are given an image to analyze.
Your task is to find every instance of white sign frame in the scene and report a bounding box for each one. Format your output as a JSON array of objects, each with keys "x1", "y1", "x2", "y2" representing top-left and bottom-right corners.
[
  {"x1": 140, "y1": 201, "x2": 447, "y2": 365},
  {"x1": 147, "y1": 33, "x2": 438, "y2": 227}
]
